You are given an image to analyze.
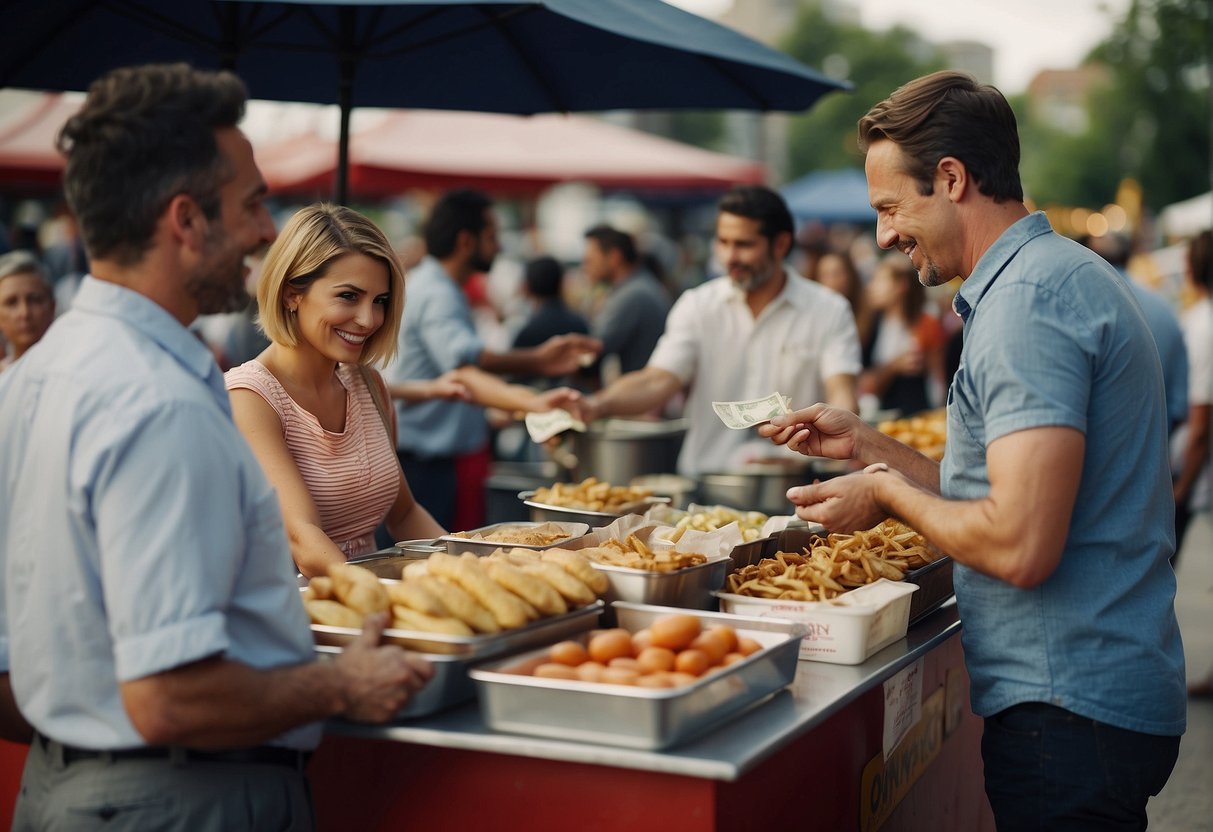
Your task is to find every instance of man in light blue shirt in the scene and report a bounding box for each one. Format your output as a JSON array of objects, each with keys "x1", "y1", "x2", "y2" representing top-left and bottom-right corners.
[
  {"x1": 384, "y1": 189, "x2": 598, "y2": 529},
  {"x1": 0, "y1": 64, "x2": 430, "y2": 830},
  {"x1": 763, "y1": 71, "x2": 1184, "y2": 830}
]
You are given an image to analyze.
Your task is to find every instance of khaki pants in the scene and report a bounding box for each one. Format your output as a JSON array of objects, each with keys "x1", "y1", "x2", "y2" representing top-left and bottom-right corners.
[{"x1": 14, "y1": 734, "x2": 315, "y2": 831}]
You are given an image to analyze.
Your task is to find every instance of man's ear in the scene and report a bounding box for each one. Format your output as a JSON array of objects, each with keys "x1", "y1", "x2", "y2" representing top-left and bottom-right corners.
[
  {"x1": 936, "y1": 157, "x2": 969, "y2": 204},
  {"x1": 772, "y1": 230, "x2": 793, "y2": 262},
  {"x1": 165, "y1": 193, "x2": 207, "y2": 250}
]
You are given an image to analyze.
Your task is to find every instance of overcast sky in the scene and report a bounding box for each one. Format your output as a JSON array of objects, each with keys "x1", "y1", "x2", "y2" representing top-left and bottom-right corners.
[{"x1": 667, "y1": 0, "x2": 1131, "y2": 94}]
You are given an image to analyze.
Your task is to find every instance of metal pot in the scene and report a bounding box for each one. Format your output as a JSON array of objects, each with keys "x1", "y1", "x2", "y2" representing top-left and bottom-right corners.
[
  {"x1": 697, "y1": 461, "x2": 821, "y2": 516},
  {"x1": 568, "y1": 418, "x2": 688, "y2": 485}
]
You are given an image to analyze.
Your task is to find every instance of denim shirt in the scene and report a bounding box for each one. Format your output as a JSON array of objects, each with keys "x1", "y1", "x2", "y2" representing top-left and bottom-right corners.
[
  {"x1": 942, "y1": 212, "x2": 1185, "y2": 736},
  {"x1": 0, "y1": 277, "x2": 320, "y2": 750},
  {"x1": 384, "y1": 257, "x2": 487, "y2": 457}
]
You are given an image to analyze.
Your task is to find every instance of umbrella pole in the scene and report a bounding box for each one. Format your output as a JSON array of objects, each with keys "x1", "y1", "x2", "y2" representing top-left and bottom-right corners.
[{"x1": 336, "y1": 61, "x2": 352, "y2": 206}]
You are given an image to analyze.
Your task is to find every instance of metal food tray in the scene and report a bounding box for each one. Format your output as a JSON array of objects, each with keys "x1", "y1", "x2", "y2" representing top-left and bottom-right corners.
[
  {"x1": 310, "y1": 599, "x2": 604, "y2": 719},
  {"x1": 519, "y1": 490, "x2": 669, "y2": 528},
  {"x1": 589, "y1": 557, "x2": 731, "y2": 611},
  {"x1": 469, "y1": 602, "x2": 804, "y2": 749},
  {"x1": 438, "y1": 521, "x2": 590, "y2": 556},
  {"x1": 726, "y1": 526, "x2": 954, "y2": 624}
]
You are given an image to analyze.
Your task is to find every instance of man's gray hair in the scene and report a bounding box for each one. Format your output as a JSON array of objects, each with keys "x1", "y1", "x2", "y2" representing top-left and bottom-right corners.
[{"x1": 0, "y1": 250, "x2": 50, "y2": 284}]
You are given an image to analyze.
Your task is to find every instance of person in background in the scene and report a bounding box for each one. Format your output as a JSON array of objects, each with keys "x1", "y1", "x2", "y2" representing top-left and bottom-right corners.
[
  {"x1": 513, "y1": 255, "x2": 590, "y2": 350},
  {"x1": 383, "y1": 188, "x2": 599, "y2": 530},
  {"x1": 572, "y1": 185, "x2": 860, "y2": 477},
  {"x1": 858, "y1": 252, "x2": 946, "y2": 415},
  {"x1": 0, "y1": 251, "x2": 55, "y2": 372},
  {"x1": 582, "y1": 224, "x2": 671, "y2": 382},
  {"x1": 809, "y1": 248, "x2": 871, "y2": 348},
  {"x1": 763, "y1": 70, "x2": 1184, "y2": 830},
  {"x1": 0, "y1": 63, "x2": 431, "y2": 829},
  {"x1": 1081, "y1": 231, "x2": 1191, "y2": 561},
  {"x1": 1174, "y1": 229, "x2": 1213, "y2": 699}
]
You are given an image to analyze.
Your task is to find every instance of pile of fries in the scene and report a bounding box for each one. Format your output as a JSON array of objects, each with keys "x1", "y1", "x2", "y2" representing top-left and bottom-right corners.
[
  {"x1": 664, "y1": 505, "x2": 769, "y2": 543},
  {"x1": 724, "y1": 519, "x2": 939, "y2": 602},
  {"x1": 531, "y1": 477, "x2": 653, "y2": 513},
  {"x1": 877, "y1": 409, "x2": 947, "y2": 461},
  {"x1": 579, "y1": 534, "x2": 707, "y2": 572}
]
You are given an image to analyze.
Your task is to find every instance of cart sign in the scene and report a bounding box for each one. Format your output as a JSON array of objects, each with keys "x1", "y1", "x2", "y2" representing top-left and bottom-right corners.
[{"x1": 859, "y1": 687, "x2": 944, "y2": 831}]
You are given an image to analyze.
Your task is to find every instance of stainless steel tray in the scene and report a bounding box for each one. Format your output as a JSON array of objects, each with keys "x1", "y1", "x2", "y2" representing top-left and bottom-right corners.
[
  {"x1": 310, "y1": 598, "x2": 604, "y2": 657},
  {"x1": 589, "y1": 557, "x2": 731, "y2": 611},
  {"x1": 315, "y1": 645, "x2": 475, "y2": 720},
  {"x1": 519, "y1": 490, "x2": 669, "y2": 528},
  {"x1": 438, "y1": 521, "x2": 590, "y2": 556},
  {"x1": 311, "y1": 594, "x2": 603, "y2": 719},
  {"x1": 469, "y1": 602, "x2": 804, "y2": 750}
]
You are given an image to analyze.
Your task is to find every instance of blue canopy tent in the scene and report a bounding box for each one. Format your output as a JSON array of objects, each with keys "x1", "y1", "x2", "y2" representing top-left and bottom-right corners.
[
  {"x1": 1, "y1": 0, "x2": 850, "y2": 203},
  {"x1": 781, "y1": 168, "x2": 876, "y2": 225}
]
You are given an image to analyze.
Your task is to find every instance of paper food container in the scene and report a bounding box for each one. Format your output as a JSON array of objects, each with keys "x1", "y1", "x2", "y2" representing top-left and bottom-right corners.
[{"x1": 715, "y1": 579, "x2": 918, "y2": 665}]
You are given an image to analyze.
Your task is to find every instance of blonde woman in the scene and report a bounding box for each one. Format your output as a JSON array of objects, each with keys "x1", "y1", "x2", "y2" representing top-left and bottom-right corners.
[{"x1": 227, "y1": 204, "x2": 576, "y2": 577}]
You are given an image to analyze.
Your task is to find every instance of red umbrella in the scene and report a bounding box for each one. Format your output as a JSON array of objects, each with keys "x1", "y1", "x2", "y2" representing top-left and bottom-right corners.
[{"x1": 258, "y1": 109, "x2": 767, "y2": 197}]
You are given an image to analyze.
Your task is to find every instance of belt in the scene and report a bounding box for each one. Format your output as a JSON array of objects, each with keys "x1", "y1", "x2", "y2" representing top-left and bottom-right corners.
[{"x1": 34, "y1": 732, "x2": 311, "y2": 771}]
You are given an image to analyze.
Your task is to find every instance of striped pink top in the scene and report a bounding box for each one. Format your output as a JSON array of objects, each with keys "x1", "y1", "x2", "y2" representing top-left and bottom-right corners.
[{"x1": 225, "y1": 360, "x2": 399, "y2": 558}]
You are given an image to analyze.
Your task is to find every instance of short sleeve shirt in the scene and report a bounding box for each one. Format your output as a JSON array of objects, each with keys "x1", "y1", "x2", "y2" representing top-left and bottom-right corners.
[
  {"x1": 383, "y1": 257, "x2": 487, "y2": 457},
  {"x1": 0, "y1": 277, "x2": 320, "y2": 751},
  {"x1": 648, "y1": 270, "x2": 861, "y2": 476},
  {"x1": 942, "y1": 213, "x2": 1185, "y2": 735}
]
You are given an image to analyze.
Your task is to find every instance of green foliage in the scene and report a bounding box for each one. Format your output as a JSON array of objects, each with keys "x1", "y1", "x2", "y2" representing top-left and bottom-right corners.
[
  {"x1": 779, "y1": 3, "x2": 945, "y2": 179},
  {"x1": 1018, "y1": 0, "x2": 1210, "y2": 211}
]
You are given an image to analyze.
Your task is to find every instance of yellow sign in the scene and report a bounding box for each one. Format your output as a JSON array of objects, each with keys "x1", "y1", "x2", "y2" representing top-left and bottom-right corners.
[{"x1": 859, "y1": 687, "x2": 944, "y2": 832}]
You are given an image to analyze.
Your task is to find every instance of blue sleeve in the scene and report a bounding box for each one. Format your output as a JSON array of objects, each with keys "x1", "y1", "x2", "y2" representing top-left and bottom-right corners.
[
  {"x1": 967, "y1": 282, "x2": 1092, "y2": 445},
  {"x1": 412, "y1": 286, "x2": 484, "y2": 372}
]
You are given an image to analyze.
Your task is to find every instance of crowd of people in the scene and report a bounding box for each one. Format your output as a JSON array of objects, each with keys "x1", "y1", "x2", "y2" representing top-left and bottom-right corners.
[{"x1": 0, "y1": 59, "x2": 1209, "y2": 830}]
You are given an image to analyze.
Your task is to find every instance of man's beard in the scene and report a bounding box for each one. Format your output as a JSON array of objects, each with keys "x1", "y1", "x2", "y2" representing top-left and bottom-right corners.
[
  {"x1": 731, "y1": 261, "x2": 778, "y2": 292},
  {"x1": 470, "y1": 250, "x2": 495, "y2": 274},
  {"x1": 187, "y1": 228, "x2": 251, "y2": 315}
]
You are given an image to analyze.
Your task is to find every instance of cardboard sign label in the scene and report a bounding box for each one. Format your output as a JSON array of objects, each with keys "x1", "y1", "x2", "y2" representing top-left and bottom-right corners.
[{"x1": 860, "y1": 687, "x2": 944, "y2": 832}]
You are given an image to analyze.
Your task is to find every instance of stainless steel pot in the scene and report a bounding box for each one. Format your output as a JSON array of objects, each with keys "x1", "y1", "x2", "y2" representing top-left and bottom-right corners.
[
  {"x1": 697, "y1": 461, "x2": 820, "y2": 516},
  {"x1": 568, "y1": 418, "x2": 687, "y2": 484}
]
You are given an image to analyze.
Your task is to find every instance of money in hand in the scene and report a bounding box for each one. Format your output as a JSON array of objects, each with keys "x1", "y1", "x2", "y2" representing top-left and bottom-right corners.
[
  {"x1": 712, "y1": 392, "x2": 792, "y2": 430},
  {"x1": 525, "y1": 409, "x2": 587, "y2": 443}
]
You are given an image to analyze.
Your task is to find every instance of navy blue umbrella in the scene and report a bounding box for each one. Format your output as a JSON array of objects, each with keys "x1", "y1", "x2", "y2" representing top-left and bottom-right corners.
[
  {"x1": 2, "y1": 0, "x2": 849, "y2": 202},
  {"x1": 781, "y1": 168, "x2": 876, "y2": 225}
]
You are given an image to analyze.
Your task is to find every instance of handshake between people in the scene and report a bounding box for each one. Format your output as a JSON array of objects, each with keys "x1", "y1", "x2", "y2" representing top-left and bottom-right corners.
[{"x1": 759, "y1": 404, "x2": 932, "y2": 533}]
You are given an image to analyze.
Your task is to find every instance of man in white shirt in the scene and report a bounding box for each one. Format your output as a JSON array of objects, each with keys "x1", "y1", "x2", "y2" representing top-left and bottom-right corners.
[{"x1": 574, "y1": 186, "x2": 860, "y2": 476}]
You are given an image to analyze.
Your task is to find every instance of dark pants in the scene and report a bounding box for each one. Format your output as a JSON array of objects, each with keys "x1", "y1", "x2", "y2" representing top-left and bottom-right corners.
[
  {"x1": 981, "y1": 702, "x2": 1180, "y2": 832},
  {"x1": 397, "y1": 451, "x2": 458, "y2": 531}
]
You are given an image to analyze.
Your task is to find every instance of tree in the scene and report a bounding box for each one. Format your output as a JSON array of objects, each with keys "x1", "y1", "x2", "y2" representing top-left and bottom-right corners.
[
  {"x1": 779, "y1": 3, "x2": 944, "y2": 179},
  {"x1": 1019, "y1": 0, "x2": 1210, "y2": 212}
]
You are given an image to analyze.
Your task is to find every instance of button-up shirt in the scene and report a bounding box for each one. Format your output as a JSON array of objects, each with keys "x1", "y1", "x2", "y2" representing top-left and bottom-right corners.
[
  {"x1": 385, "y1": 257, "x2": 487, "y2": 457},
  {"x1": 0, "y1": 277, "x2": 319, "y2": 751},
  {"x1": 648, "y1": 269, "x2": 861, "y2": 476},
  {"x1": 943, "y1": 212, "x2": 1185, "y2": 735}
]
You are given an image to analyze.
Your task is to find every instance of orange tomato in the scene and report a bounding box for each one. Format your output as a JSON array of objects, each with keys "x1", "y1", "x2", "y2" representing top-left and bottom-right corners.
[
  {"x1": 588, "y1": 629, "x2": 633, "y2": 664},
  {"x1": 636, "y1": 646, "x2": 677, "y2": 674},
  {"x1": 649, "y1": 614, "x2": 701, "y2": 651},
  {"x1": 689, "y1": 631, "x2": 729, "y2": 666},
  {"x1": 549, "y1": 640, "x2": 589, "y2": 667},
  {"x1": 674, "y1": 648, "x2": 710, "y2": 677}
]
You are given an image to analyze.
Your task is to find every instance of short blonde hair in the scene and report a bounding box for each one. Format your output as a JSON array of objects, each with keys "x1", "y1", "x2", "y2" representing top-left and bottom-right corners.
[{"x1": 257, "y1": 204, "x2": 405, "y2": 367}]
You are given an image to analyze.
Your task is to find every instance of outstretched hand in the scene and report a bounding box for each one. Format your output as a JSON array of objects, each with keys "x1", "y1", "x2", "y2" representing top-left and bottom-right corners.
[
  {"x1": 785, "y1": 465, "x2": 894, "y2": 531},
  {"x1": 758, "y1": 403, "x2": 862, "y2": 460}
]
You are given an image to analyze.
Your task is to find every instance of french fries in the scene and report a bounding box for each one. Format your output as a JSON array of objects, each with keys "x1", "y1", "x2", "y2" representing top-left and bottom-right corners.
[
  {"x1": 578, "y1": 534, "x2": 707, "y2": 572},
  {"x1": 724, "y1": 519, "x2": 939, "y2": 602},
  {"x1": 530, "y1": 477, "x2": 653, "y2": 513},
  {"x1": 877, "y1": 409, "x2": 947, "y2": 461}
]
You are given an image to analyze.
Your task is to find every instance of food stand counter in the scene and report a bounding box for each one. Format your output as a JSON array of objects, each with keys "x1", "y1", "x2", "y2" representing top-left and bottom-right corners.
[{"x1": 308, "y1": 601, "x2": 994, "y2": 831}]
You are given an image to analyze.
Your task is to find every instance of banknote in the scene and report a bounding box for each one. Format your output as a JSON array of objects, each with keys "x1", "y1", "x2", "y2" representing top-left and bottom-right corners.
[
  {"x1": 525, "y1": 409, "x2": 587, "y2": 443},
  {"x1": 712, "y1": 392, "x2": 792, "y2": 430}
]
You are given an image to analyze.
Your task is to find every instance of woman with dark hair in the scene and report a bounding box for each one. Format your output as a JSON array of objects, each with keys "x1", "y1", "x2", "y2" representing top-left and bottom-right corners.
[{"x1": 857, "y1": 252, "x2": 945, "y2": 415}]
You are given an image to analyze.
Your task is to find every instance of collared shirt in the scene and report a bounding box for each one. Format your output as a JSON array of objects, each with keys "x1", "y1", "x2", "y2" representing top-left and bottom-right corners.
[
  {"x1": 942, "y1": 212, "x2": 1185, "y2": 736},
  {"x1": 648, "y1": 268, "x2": 861, "y2": 477},
  {"x1": 593, "y1": 270, "x2": 671, "y2": 375},
  {"x1": 384, "y1": 257, "x2": 487, "y2": 457},
  {"x1": 0, "y1": 276, "x2": 320, "y2": 751}
]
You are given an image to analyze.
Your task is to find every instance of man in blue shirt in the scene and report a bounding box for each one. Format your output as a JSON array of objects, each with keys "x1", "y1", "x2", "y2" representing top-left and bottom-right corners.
[
  {"x1": 0, "y1": 64, "x2": 431, "y2": 830},
  {"x1": 384, "y1": 189, "x2": 598, "y2": 529},
  {"x1": 763, "y1": 71, "x2": 1184, "y2": 829}
]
